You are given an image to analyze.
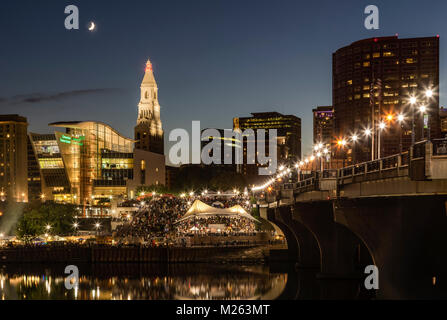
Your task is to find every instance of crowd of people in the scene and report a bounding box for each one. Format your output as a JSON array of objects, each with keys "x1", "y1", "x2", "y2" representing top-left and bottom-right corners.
[
  {"x1": 176, "y1": 216, "x2": 256, "y2": 236},
  {"x1": 115, "y1": 196, "x2": 187, "y2": 242},
  {"x1": 114, "y1": 194, "x2": 258, "y2": 243}
]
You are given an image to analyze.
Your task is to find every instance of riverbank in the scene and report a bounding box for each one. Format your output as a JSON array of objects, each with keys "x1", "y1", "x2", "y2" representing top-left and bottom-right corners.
[{"x1": 0, "y1": 244, "x2": 271, "y2": 264}]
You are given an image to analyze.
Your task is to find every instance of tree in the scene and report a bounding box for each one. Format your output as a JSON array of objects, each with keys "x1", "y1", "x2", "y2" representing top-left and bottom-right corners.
[{"x1": 16, "y1": 202, "x2": 77, "y2": 242}]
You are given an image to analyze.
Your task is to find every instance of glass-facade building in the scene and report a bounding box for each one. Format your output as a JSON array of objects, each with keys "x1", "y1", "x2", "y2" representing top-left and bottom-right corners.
[{"x1": 50, "y1": 121, "x2": 134, "y2": 205}]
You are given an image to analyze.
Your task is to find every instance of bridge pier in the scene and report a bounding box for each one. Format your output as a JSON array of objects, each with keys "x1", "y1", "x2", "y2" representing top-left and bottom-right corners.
[
  {"x1": 267, "y1": 207, "x2": 299, "y2": 262},
  {"x1": 334, "y1": 196, "x2": 447, "y2": 299},
  {"x1": 277, "y1": 206, "x2": 320, "y2": 269},
  {"x1": 293, "y1": 201, "x2": 373, "y2": 279},
  {"x1": 266, "y1": 207, "x2": 320, "y2": 269}
]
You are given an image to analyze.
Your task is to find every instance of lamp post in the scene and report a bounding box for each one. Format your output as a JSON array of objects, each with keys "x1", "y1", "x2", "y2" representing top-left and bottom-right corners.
[
  {"x1": 73, "y1": 222, "x2": 79, "y2": 236},
  {"x1": 378, "y1": 121, "x2": 386, "y2": 159},
  {"x1": 363, "y1": 128, "x2": 372, "y2": 161},
  {"x1": 419, "y1": 105, "x2": 427, "y2": 140},
  {"x1": 95, "y1": 223, "x2": 101, "y2": 236},
  {"x1": 425, "y1": 89, "x2": 433, "y2": 141},
  {"x1": 410, "y1": 96, "x2": 417, "y2": 145},
  {"x1": 397, "y1": 114, "x2": 405, "y2": 154}
]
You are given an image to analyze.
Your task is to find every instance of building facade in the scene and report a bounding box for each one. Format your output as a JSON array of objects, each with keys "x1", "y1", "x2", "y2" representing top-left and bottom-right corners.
[
  {"x1": 333, "y1": 36, "x2": 440, "y2": 163},
  {"x1": 28, "y1": 133, "x2": 70, "y2": 202},
  {"x1": 440, "y1": 107, "x2": 447, "y2": 137},
  {"x1": 233, "y1": 112, "x2": 301, "y2": 183},
  {"x1": 0, "y1": 115, "x2": 28, "y2": 202},
  {"x1": 134, "y1": 59, "x2": 164, "y2": 155},
  {"x1": 312, "y1": 106, "x2": 334, "y2": 145},
  {"x1": 47, "y1": 121, "x2": 134, "y2": 205},
  {"x1": 200, "y1": 128, "x2": 241, "y2": 171}
]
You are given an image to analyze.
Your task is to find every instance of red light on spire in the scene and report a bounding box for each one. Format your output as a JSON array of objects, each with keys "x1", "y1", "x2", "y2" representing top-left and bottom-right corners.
[
  {"x1": 437, "y1": 34, "x2": 440, "y2": 38},
  {"x1": 374, "y1": 38, "x2": 378, "y2": 42},
  {"x1": 145, "y1": 61, "x2": 153, "y2": 72}
]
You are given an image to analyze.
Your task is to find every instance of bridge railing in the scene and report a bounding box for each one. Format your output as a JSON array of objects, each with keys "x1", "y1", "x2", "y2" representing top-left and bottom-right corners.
[{"x1": 275, "y1": 139, "x2": 447, "y2": 198}]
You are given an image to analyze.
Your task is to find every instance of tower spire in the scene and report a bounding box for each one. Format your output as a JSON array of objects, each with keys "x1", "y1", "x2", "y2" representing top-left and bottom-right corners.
[{"x1": 135, "y1": 58, "x2": 164, "y2": 154}]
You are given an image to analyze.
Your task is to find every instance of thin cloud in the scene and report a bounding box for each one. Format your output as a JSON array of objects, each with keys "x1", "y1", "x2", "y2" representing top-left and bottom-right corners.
[{"x1": 0, "y1": 88, "x2": 123, "y2": 105}]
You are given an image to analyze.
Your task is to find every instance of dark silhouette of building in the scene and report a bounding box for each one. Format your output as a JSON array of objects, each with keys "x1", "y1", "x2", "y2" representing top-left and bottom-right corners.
[
  {"x1": 200, "y1": 128, "x2": 240, "y2": 172},
  {"x1": 333, "y1": 36, "x2": 440, "y2": 163},
  {"x1": 233, "y1": 112, "x2": 301, "y2": 184},
  {"x1": 165, "y1": 165, "x2": 179, "y2": 190},
  {"x1": 313, "y1": 106, "x2": 334, "y2": 145},
  {"x1": 0, "y1": 114, "x2": 28, "y2": 202}
]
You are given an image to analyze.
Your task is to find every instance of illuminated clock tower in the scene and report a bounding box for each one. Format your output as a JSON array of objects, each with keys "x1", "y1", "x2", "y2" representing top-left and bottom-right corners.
[{"x1": 134, "y1": 59, "x2": 164, "y2": 154}]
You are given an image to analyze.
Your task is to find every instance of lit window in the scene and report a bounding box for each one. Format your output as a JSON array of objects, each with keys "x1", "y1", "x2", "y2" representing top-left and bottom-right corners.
[{"x1": 141, "y1": 160, "x2": 146, "y2": 171}]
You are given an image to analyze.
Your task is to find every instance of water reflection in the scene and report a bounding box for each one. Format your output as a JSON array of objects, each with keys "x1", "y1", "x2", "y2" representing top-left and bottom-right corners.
[{"x1": 0, "y1": 264, "x2": 287, "y2": 300}]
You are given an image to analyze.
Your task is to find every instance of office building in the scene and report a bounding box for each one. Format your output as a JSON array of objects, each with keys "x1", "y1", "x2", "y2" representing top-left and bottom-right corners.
[
  {"x1": 312, "y1": 106, "x2": 334, "y2": 145},
  {"x1": 0, "y1": 115, "x2": 28, "y2": 202},
  {"x1": 333, "y1": 36, "x2": 440, "y2": 163},
  {"x1": 233, "y1": 112, "x2": 301, "y2": 183}
]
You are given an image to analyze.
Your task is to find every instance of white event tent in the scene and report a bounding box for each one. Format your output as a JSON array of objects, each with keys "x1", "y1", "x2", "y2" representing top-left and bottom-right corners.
[{"x1": 177, "y1": 200, "x2": 259, "y2": 223}]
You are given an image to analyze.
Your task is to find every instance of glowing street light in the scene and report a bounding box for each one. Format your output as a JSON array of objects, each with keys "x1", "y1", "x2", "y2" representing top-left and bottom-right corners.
[
  {"x1": 351, "y1": 135, "x2": 358, "y2": 142},
  {"x1": 397, "y1": 114, "x2": 404, "y2": 122},
  {"x1": 409, "y1": 96, "x2": 417, "y2": 104},
  {"x1": 310, "y1": 155, "x2": 315, "y2": 161},
  {"x1": 386, "y1": 114, "x2": 393, "y2": 121},
  {"x1": 425, "y1": 89, "x2": 433, "y2": 98},
  {"x1": 45, "y1": 225, "x2": 51, "y2": 231},
  {"x1": 379, "y1": 122, "x2": 386, "y2": 130},
  {"x1": 419, "y1": 105, "x2": 427, "y2": 113}
]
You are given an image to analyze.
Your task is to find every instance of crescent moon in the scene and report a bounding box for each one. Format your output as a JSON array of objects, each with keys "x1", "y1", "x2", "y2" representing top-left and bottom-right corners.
[{"x1": 88, "y1": 22, "x2": 96, "y2": 31}]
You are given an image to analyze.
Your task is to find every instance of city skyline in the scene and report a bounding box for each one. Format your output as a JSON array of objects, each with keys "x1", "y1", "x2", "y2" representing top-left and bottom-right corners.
[{"x1": 1, "y1": 0, "x2": 447, "y2": 157}]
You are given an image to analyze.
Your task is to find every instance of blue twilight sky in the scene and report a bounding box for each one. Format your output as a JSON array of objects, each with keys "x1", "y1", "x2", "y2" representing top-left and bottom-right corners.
[{"x1": 0, "y1": 0, "x2": 446, "y2": 160}]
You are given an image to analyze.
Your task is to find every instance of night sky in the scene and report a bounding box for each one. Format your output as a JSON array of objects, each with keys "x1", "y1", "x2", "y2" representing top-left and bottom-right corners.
[{"x1": 1, "y1": 0, "x2": 446, "y2": 160}]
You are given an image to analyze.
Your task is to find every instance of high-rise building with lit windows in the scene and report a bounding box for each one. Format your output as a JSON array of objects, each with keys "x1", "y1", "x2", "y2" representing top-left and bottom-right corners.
[
  {"x1": 0, "y1": 115, "x2": 28, "y2": 202},
  {"x1": 333, "y1": 36, "x2": 440, "y2": 163},
  {"x1": 233, "y1": 112, "x2": 301, "y2": 183},
  {"x1": 313, "y1": 106, "x2": 334, "y2": 145}
]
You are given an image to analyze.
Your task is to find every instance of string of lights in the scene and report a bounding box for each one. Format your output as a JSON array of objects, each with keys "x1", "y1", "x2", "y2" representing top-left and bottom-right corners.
[{"x1": 251, "y1": 89, "x2": 436, "y2": 193}]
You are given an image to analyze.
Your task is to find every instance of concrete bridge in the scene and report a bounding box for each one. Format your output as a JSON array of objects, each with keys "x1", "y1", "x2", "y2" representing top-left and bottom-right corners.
[{"x1": 257, "y1": 140, "x2": 447, "y2": 299}]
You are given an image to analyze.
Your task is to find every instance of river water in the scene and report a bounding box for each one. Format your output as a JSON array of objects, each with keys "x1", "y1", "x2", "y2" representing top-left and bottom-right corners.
[{"x1": 0, "y1": 262, "x2": 381, "y2": 300}]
